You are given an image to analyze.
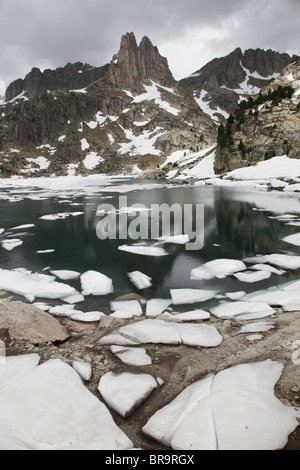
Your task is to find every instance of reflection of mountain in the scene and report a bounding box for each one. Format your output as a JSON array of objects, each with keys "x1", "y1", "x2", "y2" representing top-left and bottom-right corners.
[{"x1": 214, "y1": 198, "x2": 294, "y2": 256}]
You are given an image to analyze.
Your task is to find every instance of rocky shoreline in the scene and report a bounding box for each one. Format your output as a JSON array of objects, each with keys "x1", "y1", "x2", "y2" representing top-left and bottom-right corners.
[{"x1": 1, "y1": 289, "x2": 300, "y2": 450}]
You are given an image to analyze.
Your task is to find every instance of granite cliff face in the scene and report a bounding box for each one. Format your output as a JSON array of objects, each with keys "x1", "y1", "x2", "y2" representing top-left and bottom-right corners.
[
  {"x1": 5, "y1": 62, "x2": 109, "y2": 101},
  {"x1": 0, "y1": 33, "x2": 216, "y2": 177},
  {"x1": 180, "y1": 48, "x2": 293, "y2": 124},
  {"x1": 108, "y1": 33, "x2": 175, "y2": 89},
  {"x1": 214, "y1": 58, "x2": 300, "y2": 173},
  {"x1": 0, "y1": 35, "x2": 298, "y2": 179}
]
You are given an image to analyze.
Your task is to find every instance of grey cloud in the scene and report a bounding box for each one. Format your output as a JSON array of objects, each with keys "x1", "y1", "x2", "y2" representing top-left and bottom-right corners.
[{"x1": 0, "y1": 0, "x2": 299, "y2": 88}]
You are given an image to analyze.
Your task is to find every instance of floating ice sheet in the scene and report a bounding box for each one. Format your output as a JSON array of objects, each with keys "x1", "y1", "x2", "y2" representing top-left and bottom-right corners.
[
  {"x1": 171, "y1": 289, "x2": 218, "y2": 305},
  {"x1": 281, "y1": 233, "x2": 300, "y2": 247},
  {"x1": 191, "y1": 259, "x2": 246, "y2": 280},
  {"x1": 0, "y1": 269, "x2": 76, "y2": 300},
  {"x1": 233, "y1": 270, "x2": 272, "y2": 283},
  {"x1": 80, "y1": 270, "x2": 113, "y2": 296},
  {"x1": 127, "y1": 271, "x2": 152, "y2": 290},
  {"x1": 210, "y1": 301, "x2": 275, "y2": 320},
  {"x1": 50, "y1": 270, "x2": 81, "y2": 281},
  {"x1": 118, "y1": 244, "x2": 169, "y2": 256}
]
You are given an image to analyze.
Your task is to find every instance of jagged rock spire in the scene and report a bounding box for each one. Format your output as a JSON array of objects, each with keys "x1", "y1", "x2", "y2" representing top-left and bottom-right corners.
[{"x1": 108, "y1": 32, "x2": 176, "y2": 88}]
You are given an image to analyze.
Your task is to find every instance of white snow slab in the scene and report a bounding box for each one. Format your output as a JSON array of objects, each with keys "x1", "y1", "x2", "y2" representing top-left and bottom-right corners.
[
  {"x1": 72, "y1": 361, "x2": 92, "y2": 381},
  {"x1": 170, "y1": 289, "x2": 218, "y2": 305},
  {"x1": 142, "y1": 360, "x2": 300, "y2": 450},
  {"x1": 1, "y1": 239, "x2": 23, "y2": 251},
  {"x1": 156, "y1": 235, "x2": 189, "y2": 245},
  {"x1": 98, "y1": 371, "x2": 158, "y2": 418},
  {"x1": 80, "y1": 270, "x2": 113, "y2": 296},
  {"x1": 127, "y1": 271, "x2": 152, "y2": 290},
  {"x1": 37, "y1": 249, "x2": 55, "y2": 254},
  {"x1": 71, "y1": 311, "x2": 105, "y2": 322},
  {"x1": 243, "y1": 288, "x2": 300, "y2": 307},
  {"x1": 282, "y1": 233, "x2": 300, "y2": 246},
  {"x1": 0, "y1": 354, "x2": 40, "y2": 391},
  {"x1": 50, "y1": 270, "x2": 81, "y2": 281},
  {"x1": 233, "y1": 270, "x2": 271, "y2": 283},
  {"x1": 227, "y1": 155, "x2": 300, "y2": 180},
  {"x1": 236, "y1": 321, "x2": 275, "y2": 335},
  {"x1": 49, "y1": 305, "x2": 78, "y2": 317},
  {"x1": 118, "y1": 244, "x2": 169, "y2": 256},
  {"x1": 264, "y1": 254, "x2": 300, "y2": 270},
  {"x1": 0, "y1": 269, "x2": 76, "y2": 300},
  {"x1": 0, "y1": 358, "x2": 132, "y2": 450},
  {"x1": 110, "y1": 346, "x2": 152, "y2": 366},
  {"x1": 99, "y1": 319, "x2": 222, "y2": 348},
  {"x1": 61, "y1": 292, "x2": 85, "y2": 304},
  {"x1": 39, "y1": 212, "x2": 84, "y2": 220},
  {"x1": 10, "y1": 224, "x2": 35, "y2": 230},
  {"x1": 146, "y1": 299, "x2": 172, "y2": 317},
  {"x1": 225, "y1": 291, "x2": 246, "y2": 300},
  {"x1": 250, "y1": 264, "x2": 285, "y2": 275},
  {"x1": 210, "y1": 301, "x2": 275, "y2": 320},
  {"x1": 166, "y1": 309, "x2": 210, "y2": 322},
  {"x1": 191, "y1": 259, "x2": 246, "y2": 280},
  {"x1": 110, "y1": 300, "x2": 142, "y2": 316}
]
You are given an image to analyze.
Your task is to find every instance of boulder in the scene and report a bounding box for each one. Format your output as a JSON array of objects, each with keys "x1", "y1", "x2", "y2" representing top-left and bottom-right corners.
[{"x1": 0, "y1": 300, "x2": 69, "y2": 344}]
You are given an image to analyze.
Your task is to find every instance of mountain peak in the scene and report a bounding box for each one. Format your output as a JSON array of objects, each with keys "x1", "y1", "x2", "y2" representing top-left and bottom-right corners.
[{"x1": 108, "y1": 32, "x2": 175, "y2": 89}]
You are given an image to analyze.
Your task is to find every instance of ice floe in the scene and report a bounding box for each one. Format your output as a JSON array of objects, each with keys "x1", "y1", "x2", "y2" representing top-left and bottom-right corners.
[
  {"x1": 71, "y1": 311, "x2": 106, "y2": 322},
  {"x1": 170, "y1": 289, "x2": 218, "y2": 305},
  {"x1": 110, "y1": 346, "x2": 152, "y2": 366},
  {"x1": 10, "y1": 224, "x2": 35, "y2": 230},
  {"x1": 127, "y1": 271, "x2": 152, "y2": 290},
  {"x1": 210, "y1": 301, "x2": 275, "y2": 320},
  {"x1": 233, "y1": 270, "x2": 272, "y2": 283},
  {"x1": 281, "y1": 232, "x2": 300, "y2": 247},
  {"x1": 165, "y1": 309, "x2": 210, "y2": 322},
  {"x1": 72, "y1": 361, "x2": 92, "y2": 381},
  {"x1": 0, "y1": 269, "x2": 76, "y2": 301},
  {"x1": 191, "y1": 259, "x2": 246, "y2": 280},
  {"x1": 39, "y1": 212, "x2": 84, "y2": 220},
  {"x1": 98, "y1": 371, "x2": 158, "y2": 418},
  {"x1": 1, "y1": 239, "x2": 23, "y2": 251},
  {"x1": 250, "y1": 264, "x2": 285, "y2": 275},
  {"x1": 99, "y1": 319, "x2": 222, "y2": 348},
  {"x1": 50, "y1": 270, "x2": 81, "y2": 281},
  {"x1": 156, "y1": 235, "x2": 190, "y2": 245},
  {"x1": 118, "y1": 244, "x2": 169, "y2": 256},
  {"x1": 80, "y1": 270, "x2": 114, "y2": 296},
  {"x1": 236, "y1": 321, "x2": 276, "y2": 335},
  {"x1": 146, "y1": 299, "x2": 172, "y2": 317},
  {"x1": 0, "y1": 356, "x2": 132, "y2": 449},
  {"x1": 110, "y1": 300, "x2": 143, "y2": 319},
  {"x1": 142, "y1": 360, "x2": 300, "y2": 450}
]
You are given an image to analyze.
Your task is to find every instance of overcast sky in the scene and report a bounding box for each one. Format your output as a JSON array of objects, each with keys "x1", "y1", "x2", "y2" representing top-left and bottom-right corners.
[{"x1": 0, "y1": 0, "x2": 299, "y2": 95}]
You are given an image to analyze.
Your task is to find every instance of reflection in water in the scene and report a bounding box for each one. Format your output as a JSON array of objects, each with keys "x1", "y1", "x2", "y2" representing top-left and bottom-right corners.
[{"x1": 0, "y1": 181, "x2": 300, "y2": 306}]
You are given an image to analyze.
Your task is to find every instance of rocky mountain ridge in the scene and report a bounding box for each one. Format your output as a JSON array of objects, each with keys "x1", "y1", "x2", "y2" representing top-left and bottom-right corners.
[
  {"x1": 214, "y1": 58, "x2": 300, "y2": 173},
  {"x1": 0, "y1": 34, "x2": 298, "y2": 178},
  {"x1": 179, "y1": 47, "x2": 294, "y2": 124},
  {"x1": 0, "y1": 32, "x2": 216, "y2": 177}
]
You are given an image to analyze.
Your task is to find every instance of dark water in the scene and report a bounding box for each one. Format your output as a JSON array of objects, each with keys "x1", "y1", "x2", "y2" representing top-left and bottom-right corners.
[{"x1": 0, "y1": 177, "x2": 300, "y2": 310}]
